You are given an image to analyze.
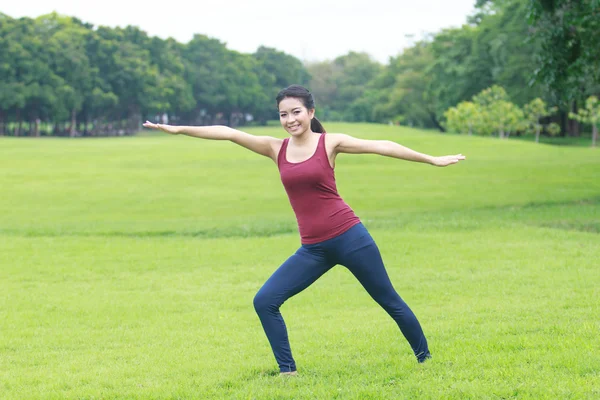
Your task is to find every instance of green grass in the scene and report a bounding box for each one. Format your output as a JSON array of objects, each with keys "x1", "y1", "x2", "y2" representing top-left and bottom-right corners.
[{"x1": 1, "y1": 123, "x2": 599, "y2": 399}]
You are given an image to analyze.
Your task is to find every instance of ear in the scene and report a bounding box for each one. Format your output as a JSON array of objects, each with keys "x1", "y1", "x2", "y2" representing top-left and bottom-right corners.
[{"x1": 308, "y1": 108, "x2": 315, "y2": 119}]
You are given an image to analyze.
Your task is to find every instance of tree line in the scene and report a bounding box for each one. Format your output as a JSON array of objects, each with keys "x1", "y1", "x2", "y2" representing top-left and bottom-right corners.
[
  {"x1": 0, "y1": 0, "x2": 598, "y2": 141},
  {"x1": 0, "y1": 12, "x2": 310, "y2": 137}
]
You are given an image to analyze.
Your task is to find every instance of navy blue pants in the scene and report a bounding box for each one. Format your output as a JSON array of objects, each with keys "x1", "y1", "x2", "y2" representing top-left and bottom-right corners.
[{"x1": 253, "y1": 223, "x2": 430, "y2": 372}]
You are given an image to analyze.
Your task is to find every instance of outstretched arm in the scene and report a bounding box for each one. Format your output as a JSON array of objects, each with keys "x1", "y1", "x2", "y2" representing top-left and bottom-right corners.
[
  {"x1": 330, "y1": 133, "x2": 465, "y2": 167},
  {"x1": 143, "y1": 122, "x2": 281, "y2": 161}
]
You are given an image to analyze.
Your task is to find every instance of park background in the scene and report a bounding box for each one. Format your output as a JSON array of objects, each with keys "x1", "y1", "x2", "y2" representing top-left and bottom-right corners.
[{"x1": 1, "y1": 0, "x2": 599, "y2": 398}]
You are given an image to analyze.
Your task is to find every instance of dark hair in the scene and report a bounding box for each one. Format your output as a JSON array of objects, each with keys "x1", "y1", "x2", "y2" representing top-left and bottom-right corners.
[{"x1": 276, "y1": 84, "x2": 326, "y2": 133}]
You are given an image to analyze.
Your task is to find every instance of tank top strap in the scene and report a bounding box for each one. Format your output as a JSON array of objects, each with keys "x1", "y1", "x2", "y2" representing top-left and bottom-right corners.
[
  {"x1": 277, "y1": 138, "x2": 290, "y2": 168},
  {"x1": 317, "y1": 133, "x2": 332, "y2": 168},
  {"x1": 317, "y1": 132, "x2": 326, "y2": 156}
]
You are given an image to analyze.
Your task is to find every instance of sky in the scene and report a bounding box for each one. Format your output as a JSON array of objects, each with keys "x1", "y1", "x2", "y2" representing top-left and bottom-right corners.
[{"x1": 3, "y1": 0, "x2": 477, "y2": 64}]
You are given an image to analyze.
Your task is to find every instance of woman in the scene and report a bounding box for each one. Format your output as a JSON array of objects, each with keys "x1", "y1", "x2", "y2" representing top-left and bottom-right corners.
[{"x1": 143, "y1": 84, "x2": 465, "y2": 376}]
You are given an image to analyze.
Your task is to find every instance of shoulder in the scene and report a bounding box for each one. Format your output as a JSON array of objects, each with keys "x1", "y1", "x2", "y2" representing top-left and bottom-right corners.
[
  {"x1": 323, "y1": 133, "x2": 348, "y2": 150},
  {"x1": 325, "y1": 133, "x2": 385, "y2": 155},
  {"x1": 228, "y1": 130, "x2": 285, "y2": 162},
  {"x1": 324, "y1": 133, "x2": 365, "y2": 154}
]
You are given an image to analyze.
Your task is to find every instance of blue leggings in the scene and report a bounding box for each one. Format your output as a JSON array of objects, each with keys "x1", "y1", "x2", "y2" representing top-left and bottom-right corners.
[{"x1": 253, "y1": 223, "x2": 430, "y2": 372}]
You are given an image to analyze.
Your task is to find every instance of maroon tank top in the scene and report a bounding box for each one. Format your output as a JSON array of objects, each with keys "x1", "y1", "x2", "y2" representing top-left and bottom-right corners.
[{"x1": 277, "y1": 133, "x2": 361, "y2": 244}]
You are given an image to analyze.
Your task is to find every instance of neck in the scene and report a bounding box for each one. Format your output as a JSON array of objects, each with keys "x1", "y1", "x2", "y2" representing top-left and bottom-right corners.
[{"x1": 290, "y1": 130, "x2": 317, "y2": 145}]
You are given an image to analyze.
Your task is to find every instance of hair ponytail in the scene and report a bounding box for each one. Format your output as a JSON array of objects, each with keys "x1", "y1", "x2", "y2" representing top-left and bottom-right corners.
[{"x1": 311, "y1": 117, "x2": 326, "y2": 133}]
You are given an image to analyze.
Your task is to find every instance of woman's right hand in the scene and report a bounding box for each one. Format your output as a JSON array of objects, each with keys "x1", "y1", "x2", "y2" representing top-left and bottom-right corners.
[{"x1": 143, "y1": 121, "x2": 180, "y2": 135}]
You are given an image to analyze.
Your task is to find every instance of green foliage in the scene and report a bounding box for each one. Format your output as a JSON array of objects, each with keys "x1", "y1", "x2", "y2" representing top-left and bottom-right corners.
[
  {"x1": 547, "y1": 122, "x2": 561, "y2": 136},
  {"x1": 444, "y1": 101, "x2": 481, "y2": 135},
  {"x1": 524, "y1": 98, "x2": 558, "y2": 142},
  {"x1": 369, "y1": 42, "x2": 437, "y2": 128},
  {"x1": 369, "y1": 0, "x2": 547, "y2": 130},
  {"x1": 305, "y1": 52, "x2": 382, "y2": 122},
  {"x1": 447, "y1": 85, "x2": 528, "y2": 138},
  {"x1": 528, "y1": 0, "x2": 600, "y2": 103},
  {"x1": 0, "y1": 14, "x2": 313, "y2": 135},
  {"x1": 569, "y1": 96, "x2": 600, "y2": 146},
  {"x1": 1, "y1": 0, "x2": 597, "y2": 138},
  {"x1": 252, "y1": 46, "x2": 310, "y2": 123},
  {"x1": 472, "y1": 85, "x2": 510, "y2": 107},
  {"x1": 426, "y1": 26, "x2": 484, "y2": 123}
]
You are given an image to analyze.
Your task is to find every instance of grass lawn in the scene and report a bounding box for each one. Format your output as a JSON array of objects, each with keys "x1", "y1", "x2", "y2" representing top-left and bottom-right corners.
[{"x1": 1, "y1": 123, "x2": 598, "y2": 399}]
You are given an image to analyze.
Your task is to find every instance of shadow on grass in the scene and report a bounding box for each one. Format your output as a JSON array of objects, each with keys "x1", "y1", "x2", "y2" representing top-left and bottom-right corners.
[
  {"x1": 3, "y1": 197, "x2": 599, "y2": 238},
  {"x1": 535, "y1": 221, "x2": 600, "y2": 234}
]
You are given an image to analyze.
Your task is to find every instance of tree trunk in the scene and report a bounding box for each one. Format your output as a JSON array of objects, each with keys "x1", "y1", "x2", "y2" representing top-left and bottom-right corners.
[
  {"x1": 569, "y1": 100, "x2": 580, "y2": 137},
  {"x1": 83, "y1": 114, "x2": 89, "y2": 136},
  {"x1": 535, "y1": 125, "x2": 540, "y2": 143},
  {"x1": 127, "y1": 107, "x2": 141, "y2": 135},
  {"x1": 15, "y1": 110, "x2": 21, "y2": 136},
  {"x1": 70, "y1": 109, "x2": 77, "y2": 137},
  {"x1": 593, "y1": 125, "x2": 598, "y2": 148},
  {"x1": 34, "y1": 119, "x2": 40, "y2": 137},
  {"x1": 559, "y1": 110, "x2": 567, "y2": 137},
  {"x1": 430, "y1": 112, "x2": 446, "y2": 132}
]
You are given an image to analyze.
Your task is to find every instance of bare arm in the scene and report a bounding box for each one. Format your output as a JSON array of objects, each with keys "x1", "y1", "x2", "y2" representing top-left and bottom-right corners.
[
  {"x1": 143, "y1": 121, "x2": 281, "y2": 161},
  {"x1": 330, "y1": 133, "x2": 465, "y2": 167}
]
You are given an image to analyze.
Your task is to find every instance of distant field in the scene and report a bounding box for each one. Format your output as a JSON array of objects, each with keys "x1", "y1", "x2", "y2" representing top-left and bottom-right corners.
[{"x1": 1, "y1": 124, "x2": 598, "y2": 399}]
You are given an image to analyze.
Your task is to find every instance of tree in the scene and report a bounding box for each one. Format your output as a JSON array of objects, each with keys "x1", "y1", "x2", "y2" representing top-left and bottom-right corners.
[
  {"x1": 444, "y1": 101, "x2": 481, "y2": 135},
  {"x1": 547, "y1": 122, "x2": 561, "y2": 138},
  {"x1": 371, "y1": 42, "x2": 439, "y2": 128},
  {"x1": 305, "y1": 60, "x2": 340, "y2": 120},
  {"x1": 528, "y1": 0, "x2": 600, "y2": 99},
  {"x1": 497, "y1": 101, "x2": 525, "y2": 139},
  {"x1": 331, "y1": 52, "x2": 382, "y2": 121},
  {"x1": 37, "y1": 13, "x2": 94, "y2": 136},
  {"x1": 426, "y1": 26, "x2": 485, "y2": 125},
  {"x1": 0, "y1": 14, "x2": 26, "y2": 135},
  {"x1": 306, "y1": 52, "x2": 381, "y2": 122},
  {"x1": 528, "y1": 0, "x2": 600, "y2": 135},
  {"x1": 146, "y1": 37, "x2": 195, "y2": 122},
  {"x1": 524, "y1": 98, "x2": 557, "y2": 143},
  {"x1": 216, "y1": 51, "x2": 268, "y2": 126},
  {"x1": 470, "y1": 85, "x2": 525, "y2": 138},
  {"x1": 473, "y1": 0, "x2": 543, "y2": 105},
  {"x1": 569, "y1": 96, "x2": 600, "y2": 147},
  {"x1": 252, "y1": 46, "x2": 310, "y2": 124},
  {"x1": 181, "y1": 34, "x2": 231, "y2": 124},
  {"x1": 88, "y1": 26, "x2": 163, "y2": 134}
]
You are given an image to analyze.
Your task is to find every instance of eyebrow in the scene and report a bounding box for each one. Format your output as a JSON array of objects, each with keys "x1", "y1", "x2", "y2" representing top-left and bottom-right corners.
[{"x1": 279, "y1": 108, "x2": 301, "y2": 113}]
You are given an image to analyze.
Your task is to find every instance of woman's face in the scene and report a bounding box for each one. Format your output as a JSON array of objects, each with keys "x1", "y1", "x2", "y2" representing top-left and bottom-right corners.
[{"x1": 278, "y1": 97, "x2": 315, "y2": 136}]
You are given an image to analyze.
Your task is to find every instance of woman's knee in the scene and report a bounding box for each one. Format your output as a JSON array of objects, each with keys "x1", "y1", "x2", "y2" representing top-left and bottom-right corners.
[
  {"x1": 373, "y1": 290, "x2": 407, "y2": 311},
  {"x1": 253, "y1": 290, "x2": 276, "y2": 314}
]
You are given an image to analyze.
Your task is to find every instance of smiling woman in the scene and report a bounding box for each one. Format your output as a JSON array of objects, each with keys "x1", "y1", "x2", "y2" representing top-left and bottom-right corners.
[{"x1": 142, "y1": 84, "x2": 465, "y2": 375}]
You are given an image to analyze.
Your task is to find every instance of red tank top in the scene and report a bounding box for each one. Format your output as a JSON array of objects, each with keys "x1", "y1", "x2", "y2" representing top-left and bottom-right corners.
[{"x1": 277, "y1": 133, "x2": 361, "y2": 244}]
